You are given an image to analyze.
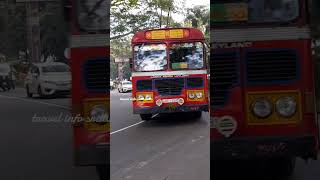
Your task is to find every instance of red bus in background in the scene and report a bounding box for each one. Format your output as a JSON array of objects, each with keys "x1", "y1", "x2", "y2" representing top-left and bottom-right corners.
[
  {"x1": 65, "y1": 0, "x2": 109, "y2": 179},
  {"x1": 211, "y1": 0, "x2": 319, "y2": 177},
  {"x1": 131, "y1": 28, "x2": 209, "y2": 120}
]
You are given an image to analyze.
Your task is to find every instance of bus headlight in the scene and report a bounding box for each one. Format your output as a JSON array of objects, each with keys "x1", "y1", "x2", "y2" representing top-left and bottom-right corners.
[
  {"x1": 90, "y1": 105, "x2": 108, "y2": 123},
  {"x1": 188, "y1": 92, "x2": 195, "y2": 99},
  {"x1": 196, "y1": 92, "x2": 203, "y2": 99},
  {"x1": 137, "y1": 95, "x2": 145, "y2": 101},
  {"x1": 276, "y1": 97, "x2": 296, "y2": 117},
  {"x1": 252, "y1": 99, "x2": 272, "y2": 118},
  {"x1": 145, "y1": 94, "x2": 152, "y2": 101}
]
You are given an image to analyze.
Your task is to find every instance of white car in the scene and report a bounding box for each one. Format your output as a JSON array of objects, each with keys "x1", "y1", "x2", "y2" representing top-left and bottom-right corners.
[
  {"x1": 118, "y1": 81, "x2": 132, "y2": 93},
  {"x1": 25, "y1": 62, "x2": 71, "y2": 98}
]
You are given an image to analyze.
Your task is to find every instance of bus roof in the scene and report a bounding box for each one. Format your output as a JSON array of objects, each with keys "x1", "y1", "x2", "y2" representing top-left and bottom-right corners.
[{"x1": 132, "y1": 27, "x2": 205, "y2": 43}]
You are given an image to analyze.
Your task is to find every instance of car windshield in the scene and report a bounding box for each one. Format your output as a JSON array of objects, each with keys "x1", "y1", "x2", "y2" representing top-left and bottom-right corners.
[
  {"x1": 134, "y1": 44, "x2": 167, "y2": 72},
  {"x1": 123, "y1": 82, "x2": 131, "y2": 85},
  {"x1": 212, "y1": 0, "x2": 299, "y2": 24},
  {"x1": 169, "y1": 42, "x2": 204, "y2": 70},
  {"x1": 42, "y1": 65, "x2": 70, "y2": 73}
]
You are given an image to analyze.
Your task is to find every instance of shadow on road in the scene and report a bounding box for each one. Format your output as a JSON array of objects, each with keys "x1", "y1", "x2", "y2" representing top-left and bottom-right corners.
[
  {"x1": 30, "y1": 95, "x2": 71, "y2": 100},
  {"x1": 142, "y1": 112, "x2": 208, "y2": 128},
  {"x1": 211, "y1": 159, "x2": 293, "y2": 180}
]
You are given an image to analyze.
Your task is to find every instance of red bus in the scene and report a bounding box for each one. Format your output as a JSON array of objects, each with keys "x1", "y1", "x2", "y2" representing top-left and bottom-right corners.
[
  {"x1": 131, "y1": 28, "x2": 209, "y2": 120},
  {"x1": 211, "y1": 0, "x2": 319, "y2": 176},
  {"x1": 65, "y1": 0, "x2": 109, "y2": 179}
]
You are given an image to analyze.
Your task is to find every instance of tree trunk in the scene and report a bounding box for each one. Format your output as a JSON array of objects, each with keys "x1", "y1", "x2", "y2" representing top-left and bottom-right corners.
[{"x1": 166, "y1": 7, "x2": 170, "y2": 27}]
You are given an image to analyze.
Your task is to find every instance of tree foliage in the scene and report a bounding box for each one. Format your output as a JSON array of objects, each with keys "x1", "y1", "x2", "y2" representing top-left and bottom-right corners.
[
  {"x1": 0, "y1": 2, "x2": 27, "y2": 61},
  {"x1": 184, "y1": 5, "x2": 210, "y2": 42},
  {"x1": 111, "y1": 0, "x2": 183, "y2": 40}
]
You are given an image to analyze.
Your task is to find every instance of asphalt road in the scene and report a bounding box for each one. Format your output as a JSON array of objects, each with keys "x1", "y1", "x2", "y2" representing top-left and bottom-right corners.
[
  {"x1": 1, "y1": 88, "x2": 319, "y2": 180},
  {"x1": 110, "y1": 90, "x2": 210, "y2": 180},
  {"x1": 0, "y1": 88, "x2": 99, "y2": 180}
]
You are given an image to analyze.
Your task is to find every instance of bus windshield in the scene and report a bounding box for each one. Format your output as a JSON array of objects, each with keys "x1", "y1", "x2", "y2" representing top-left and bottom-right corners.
[
  {"x1": 169, "y1": 42, "x2": 204, "y2": 70},
  {"x1": 212, "y1": 0, "x2": 299, "y2": 24},
  {"x1": 134, "y1": 44, "x2": 167, "y2": 72}
]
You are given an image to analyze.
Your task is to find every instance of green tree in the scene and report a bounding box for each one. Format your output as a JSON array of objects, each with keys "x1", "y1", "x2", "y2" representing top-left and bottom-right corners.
[
  {"x1": 0, "y1": 2, "x2": 27, "y2": 61},
  {"x1": 184, "y1": 5, "x2": 210, "y2": 42},
  {"x1": 111, "y1": 0, "x2": 183, "y2": 40}
]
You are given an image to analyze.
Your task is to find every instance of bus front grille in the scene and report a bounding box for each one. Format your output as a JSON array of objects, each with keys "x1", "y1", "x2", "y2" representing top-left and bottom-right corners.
[
  {"x1": 187, "y1": 77, "x2": 204, "y2": 88},
  {"x1": 137, "y1": 80, "x2": 153, "y2": 91},
  {"x1": 211, "y1": 52, "x2": 239, "y2": 108},
  {"x1": 247, "y1": 50, "x2": 298, "y2": 84},
  {"x1": 83, "y1": 58, "x2": 109, "y2": 91},
  {"x1": 155, "y1": 79, "x2": 184, "y2": 96}
]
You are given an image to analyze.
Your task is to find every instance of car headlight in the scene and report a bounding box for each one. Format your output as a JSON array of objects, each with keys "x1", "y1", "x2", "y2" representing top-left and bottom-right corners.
[
  {"x1": 252, "y1": 99, "x2": 272, "y2": 118},
  {"x1": 196, "y1": 92, "x2": 203, "y2": 99},
  {"x1": 90, "y1": 105, "x2": 108, "y2": 123},
  {"x1": 137, "y1": 95, "x2": 145, "y2": 101},
  {"x1": 188, "y1": 93, "x2": 195, "y2": 99},
  {"x1": 145, "y1": 94, "x2": 152, "y2": 101},
  {"x1": 276, "y1": 97, "x2": 296, "y2": 117}
]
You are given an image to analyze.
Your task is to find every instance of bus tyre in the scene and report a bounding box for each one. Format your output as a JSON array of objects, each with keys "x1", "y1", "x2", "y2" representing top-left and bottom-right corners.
[
  {"x1": 140, "y1": 114, "x2": 152, "y2": 121},
  {"x1": 26, "y1": 85, "x2": 33, "y2": 98},
  {"x1": 96, "y1": 165, "x2": 109, "y2": 180}
]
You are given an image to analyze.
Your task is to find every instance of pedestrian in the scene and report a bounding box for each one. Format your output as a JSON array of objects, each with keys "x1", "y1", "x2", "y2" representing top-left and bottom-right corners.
[
  {"x1": 0, "y1": 76, "x2": 7, "y2": 92},
  {"x1": 9, "y1": 67, "x2": 16, "y2": 90}
]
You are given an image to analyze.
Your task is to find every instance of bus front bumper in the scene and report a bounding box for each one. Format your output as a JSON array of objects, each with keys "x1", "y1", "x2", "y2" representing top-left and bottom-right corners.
[
  {"x1": 74, "y1": 144, "x2": 109, "y2": 166},
  {"x1": 211, "y1": 135, "x2": 317, "y2": 160},
  {"x1": 133, "y1": 104, "x2": 209, "y2": 114}
]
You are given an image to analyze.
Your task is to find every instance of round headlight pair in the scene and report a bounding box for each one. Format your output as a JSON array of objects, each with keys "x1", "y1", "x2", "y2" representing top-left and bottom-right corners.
[
  {"x1": 252, "y1": 97, "x2": 296, "y2": 118},
  {"x1": 90, "y1": 105, "x2": 108, "y2": 124},
  {"x1": 188, "y1": 92, "x2": 203, "y2": 99},
  {"x1": 137, "y1": 94, "x2": 152, "y2": 101}
]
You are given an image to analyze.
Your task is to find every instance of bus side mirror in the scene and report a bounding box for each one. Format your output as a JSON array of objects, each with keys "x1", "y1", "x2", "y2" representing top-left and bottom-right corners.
[{"x1": 129, "y1": 58, "x2": 133, "y2": 69}]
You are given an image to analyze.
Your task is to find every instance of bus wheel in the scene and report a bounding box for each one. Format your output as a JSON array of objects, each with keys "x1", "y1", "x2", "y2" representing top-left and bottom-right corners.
[
  {"x1": 140, "y1": 114, "x2": 152, "y2": 121},
  {"x1": 96, "y1": 165, "x2": 109, "y2": 180}
]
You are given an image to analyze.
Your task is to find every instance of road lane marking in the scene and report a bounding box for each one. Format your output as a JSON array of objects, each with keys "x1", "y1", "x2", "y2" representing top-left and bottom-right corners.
[
  {"x1": 112, "y1": 134, "x2": 207, "y2": 178},
  {"x1": 0, "y1": 94, "x2": 70, "y2": 110},
  {"x1": 111, "y1": 121, "x2": 145, "y2": 135}
]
